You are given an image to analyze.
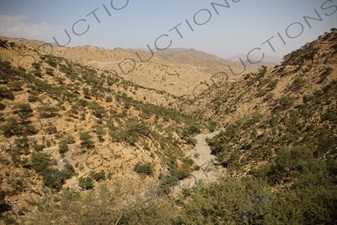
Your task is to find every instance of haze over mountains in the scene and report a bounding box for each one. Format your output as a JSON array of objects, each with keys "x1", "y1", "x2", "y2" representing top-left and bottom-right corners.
[{"x1": 227, "y1": 53, "x2": 282, "y2": 64}]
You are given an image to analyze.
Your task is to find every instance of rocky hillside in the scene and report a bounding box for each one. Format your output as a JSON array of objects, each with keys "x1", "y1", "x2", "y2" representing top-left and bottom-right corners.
[
  {"x1": 0, "y1": 37, "x2": 216, "y2": 223},
  {"x1": 50, "y1": 45, "x2": 243, "y2": 97},
  {"x1": 24, "y1": 29, "x2": 337, "y2": 224},
  {"x1": 0, "y1": 29, "x2": 336, "y2": 224},
  {"x1": 182, "y1": 28, "x2": 337, "y2": 169}
]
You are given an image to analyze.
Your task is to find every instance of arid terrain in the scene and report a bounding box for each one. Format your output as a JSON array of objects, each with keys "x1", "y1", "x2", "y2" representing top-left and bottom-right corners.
[{"x1": 0, "y1": 28, "x2": 336, "y2": 224}]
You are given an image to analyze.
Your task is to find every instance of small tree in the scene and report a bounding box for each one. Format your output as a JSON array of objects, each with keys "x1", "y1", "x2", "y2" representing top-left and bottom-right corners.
[
  {"x1": 105, "y1": 96, "x2": 113, "y2": 102},
  {"x1": 0, "y1": 117, "x2": 21, "y2": 137},
  {"x1": 89, "y1": 170, "x2": 106, "y2": 181},
  {"x1": 31, "y1": 152, "x2": 51, "y2": 173},
  {"x1": 45, "y1": 67, "x2": 55, "y2": 76},
  {"x1": 92, "y1": 125, "x2": 106, "y2": 142},
  {"x1": 78, "y1": 177, "x2": 93, "y2": 190},
  {"x1": 45, "y1": 124, "x2": 57, "y2": 134},
  {"x1": 42, "y1": 168, "x2": 64, "y2": 190},
  {"x1": 80, "y1": 132, "x2": 94, "y2": 148},
  {"x1": 37, "y1": 105, "x2": 59, "y2": 118},
  {"x1": 58, "y1": 140, "x2": 68, "y2": 154},
  {"x1": 134, "y1": 162, "x2": 154, "y2": 176}
]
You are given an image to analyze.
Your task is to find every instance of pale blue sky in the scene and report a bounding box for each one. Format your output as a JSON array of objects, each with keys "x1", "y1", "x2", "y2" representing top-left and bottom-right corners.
[{"x1": 0, "y1": 0, "x2": 336, "y2": 59}]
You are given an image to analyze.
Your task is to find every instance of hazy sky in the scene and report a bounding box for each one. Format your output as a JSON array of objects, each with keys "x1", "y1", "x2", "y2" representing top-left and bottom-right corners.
[{"x1": 0, "y1": 0, "x2": 336, "y2": 59}]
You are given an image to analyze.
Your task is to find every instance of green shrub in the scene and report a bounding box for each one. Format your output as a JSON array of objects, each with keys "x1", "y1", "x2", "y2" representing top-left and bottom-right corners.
[
  {"x1": 45, "y1": 124, "x2": 57, "y2": 134},
  {"x1": 33, "y1": 144, "x2": 45, "y2": 152},
  {"x1": 276, "y1": 96, "x2": 296, "y2": 111},
  {"x1": 8, "y1": 82, "x2": 22, "y2": 91},
  {"x1": 158, "y1": 176, "x2": 179, "y2": 194},
  {"x1": 46, "y1": 60, "x2": 57, "y2": 68},
  {"x1": 58, "y1": 140, "x2": 68, "y2": 154},
  {"x1": 89, "y1": 170, "x2": 105, "y2": 181},
  {"x1": 0, "y1": 39, "x2": 8, "y2": 48},
  {"x1": 0, "y1": 86, "x2": 14, "y2": 100},
  {"x1": 267, "y1": 79, "x2": 279, "y2": 90},
  {"x1": 0, "y1": 117, "x2": 22, "y2": 137},
  {"x1": 28, "y1": 94, "x2": 39, "y2": 102},
  {"x1": 78, "y1": 177, "x2": 94, "y2": 190},
  {"x1": 89, "y1": 102, "x2": 106, "y2": 118},
  {"x1": 134, "y1": 162, "x2": 154, "y2": 176},
  {"x1": 62, "y1": 164, "x2": 75, "y2": 179},
  {"x1": 42, "y1": 168, "x2": 64, "y2": 190},
  {"x1": 46, "y1": 67, "x2": 55, "y2": 76},
  {"x1": 31, "y1": 152, "x2": 51, "y2": 173},
  {"x1": 37, "y1": 105, "x2": 59, "y2": 118},
  {"x1": 105, "y1": 96, "x2": 113, "y2": 102},
  {"x1": 288, "y1": 77, "x2": 305, "y2": 92},
  {"x1": 80, "y1": 132, "x2": 95, "y2": 148}
]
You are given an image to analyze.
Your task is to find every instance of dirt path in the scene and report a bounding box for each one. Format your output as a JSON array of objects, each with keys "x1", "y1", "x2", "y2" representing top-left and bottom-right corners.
[{"x1": 173, "y1": 129, "x2": 226, "y2": 192}]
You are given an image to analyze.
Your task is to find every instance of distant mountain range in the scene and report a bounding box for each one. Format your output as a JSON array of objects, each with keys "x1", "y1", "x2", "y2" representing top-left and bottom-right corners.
[{"x1": 140, "y1": 47, "x2": 282, "y2": 69}]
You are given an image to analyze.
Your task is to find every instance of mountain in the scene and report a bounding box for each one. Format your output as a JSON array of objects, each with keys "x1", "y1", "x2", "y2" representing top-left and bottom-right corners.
[
  {"x1": 154, "y1": 48, "x2": 233, "y2": 67},
  {"x1": 0, "y1": 35, "x2": 217, "y2": 221},
  {"x1": 0, "y1": 28, "x2": 337, "y2": 224},
  {"x1": 50, "y1": 46, "x2": 244, "y2": 97}
]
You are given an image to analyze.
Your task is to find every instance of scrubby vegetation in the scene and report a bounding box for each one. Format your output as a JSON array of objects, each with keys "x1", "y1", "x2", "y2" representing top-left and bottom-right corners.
[
  {"x1": 0, "y1": 38, "x2": 212, "y2": 223},
  {"x1": 1, "y1": 30, "x2": 337, "y2": 224}
]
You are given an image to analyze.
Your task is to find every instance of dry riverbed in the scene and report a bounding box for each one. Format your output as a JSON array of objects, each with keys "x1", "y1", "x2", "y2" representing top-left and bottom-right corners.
[{"x1": 173, "y1": 130, "x2": 226, "y2": 192}]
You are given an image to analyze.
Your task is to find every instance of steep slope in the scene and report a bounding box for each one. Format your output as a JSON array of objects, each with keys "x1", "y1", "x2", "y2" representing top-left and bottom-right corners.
[
  {"x1": 1, "y1": 29, "x2": 336, "y2": 224},
  {"x1": 0, "y1": 37, "x2": 216, "y2": 222},
  {"x1": 25, "y1": 29, "x2": 337, "y2": 225},
  {"x1": 184, "y1": 27, "x2": 337, "y2": 198}
]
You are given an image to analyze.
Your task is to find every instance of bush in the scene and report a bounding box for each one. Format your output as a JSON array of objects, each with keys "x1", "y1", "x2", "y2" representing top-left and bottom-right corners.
[
  {"x1": 45, "y1": 124, "x2": 57, "y2": 134},
  {"x1": 134, "y1": 162, "x2": 154, "y2": 176},
  {"x1": 0, "y1": 39, "x2": 7, "y2": 48},
  {"x1": 78, "y1": 177, "x2": 94, "y2": 190},
  {"x1": 89, "y1": 102, "x2": 106, "y2": 118},
  {"x1": 80, "y1": 132, "x2": 95, "y2": 148},
  {"x1": 288, "y1": 77, "x2": 305, "y2": 92},
  {"x1": 276, "y1": 96, "x2": 296, "y2": 111},
  {"x1": 28, "y1": 94, "x2": 39, "y2": 102},
  {"x1": 267, "y1": 79, "x2": 279, "y2": 90},
  {"x1": 0, "y1": 117, "x2": 20, "y2": 137},
  {"x1": 89, "y1": 170, "x2": 105, "y2": 181},
  {"x1": 37, "y1": 105, "x2": 59, "y2": 118},
  {"x1": 41, "y1": 163, "x2": 75, "y2": 190},
  {"x1": 8, "y1": 82, "x2": 22, "y2": 92},
  {"x1": 31, "y1": 152, "x2": 51, "y2": 173},
  {"x1": 0, "y1": 86, "x2": 14, "y2": 100},
  {"x1": 58, "y1": 140, "x2": 68, "y2": 154},
  {"x1": 62, "y1": 164, "x2": 75, "y2": 179},
  {"x1": 33, "y1": 144, "x2": 45, "y2": 152},
  {"x1": 42, "y1": 168, "x2": 64, "y2": 190},
  {"x1": 105, "y1": 96, "x2": 113, "y2": 102},
  {"x1": 158, "y1": 176, "x2": 179, "y2": 194},
  {"x1": 46, "y1": 67, "x2": 55, "y2": 76},
  {"x1": 182, "y1": 125, "x2": 200, "y2": 137},
  {"x1": 32, "y1": 62, "x2": 41, "y2": 70},
  {"x1": 0, "y1": 116, "x2": 38, "y2": 137}
]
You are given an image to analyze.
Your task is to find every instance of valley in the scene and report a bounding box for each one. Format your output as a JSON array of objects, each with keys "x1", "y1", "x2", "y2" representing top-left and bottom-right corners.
[{"x1": 0, "y1": 28, "x2": 336, "y2": 224}]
